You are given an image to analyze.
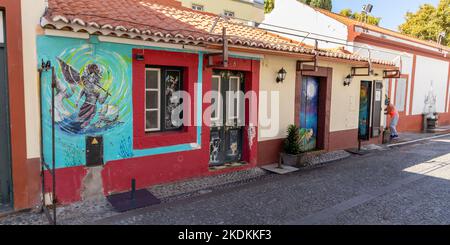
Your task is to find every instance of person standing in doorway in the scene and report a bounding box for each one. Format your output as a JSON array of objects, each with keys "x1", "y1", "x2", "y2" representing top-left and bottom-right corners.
[{"x1": 387, "y1": 103, "x2": 399, "y2": 139}]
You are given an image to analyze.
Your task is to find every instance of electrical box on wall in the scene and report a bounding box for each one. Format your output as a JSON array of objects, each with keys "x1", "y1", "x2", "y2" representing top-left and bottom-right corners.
[{"x1": 86, "y1": 136, "x2": 104, "y2": 167}]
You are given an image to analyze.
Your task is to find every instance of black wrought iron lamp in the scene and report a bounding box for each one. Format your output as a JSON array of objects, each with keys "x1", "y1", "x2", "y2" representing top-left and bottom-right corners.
[
  {"x1": 343, "y1": 74, "x2": 353, "y2": 86},
  {"x1": 135, "y1": 53, "x2": 145, "y2": 61},
  {"x1": 276, "y1": 67, "x2": 287, "y2": 83},
  {"x1": 135, "y1": 48, "x2": 145, "y2": 61}
]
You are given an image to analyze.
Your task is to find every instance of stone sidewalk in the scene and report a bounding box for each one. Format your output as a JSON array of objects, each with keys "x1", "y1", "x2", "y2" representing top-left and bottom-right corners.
[
  {"x1": 93, "y1": 135, "x2": 450, "y2": 225},
  {"x1": 0, "y1": 150, "x2": 351, "y2": 225},
  {"x1": 387, "y1": 130, "x2": 450, "y2": 147},
  {"x1": 0, "y1": 168, "x2": 271, "y2": 225}
]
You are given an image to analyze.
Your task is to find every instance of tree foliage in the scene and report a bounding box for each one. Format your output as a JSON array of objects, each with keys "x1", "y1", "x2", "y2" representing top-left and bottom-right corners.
[
  {"x1": 264, "y1": 0, "x2": 275, "y2": 14},
  {"x1": 339, "y1": 8, "x2": 381, "y2": 26},
  {"x1": 298, "y1": 0, "x2": 332, "y2": 11},
  {"x1": 399, "y1": 0, "x2": 449, "y2": 46}
]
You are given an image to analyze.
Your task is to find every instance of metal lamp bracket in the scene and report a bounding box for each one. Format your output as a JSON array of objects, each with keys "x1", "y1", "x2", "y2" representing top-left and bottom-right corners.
[
  {"x1": 351, "y1": 49, "x2": 375, "y2": 76},
  {"x1": 206, "y1": 27, "x2": 229, "y2": 68},
  {"x1": 297, "y1": 41, "x2": 319, "y2": 73},
  {"x1": 297, "y1": 55, "x2": 317, "y2": 73}
]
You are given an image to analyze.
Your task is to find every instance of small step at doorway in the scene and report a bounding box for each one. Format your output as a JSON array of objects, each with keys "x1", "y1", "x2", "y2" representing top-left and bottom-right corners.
[{"x1": 209, "y1": 161, "x2": 247, "y2": 171}]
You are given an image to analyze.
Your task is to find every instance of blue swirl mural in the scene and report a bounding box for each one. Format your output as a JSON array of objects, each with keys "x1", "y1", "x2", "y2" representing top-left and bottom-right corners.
[
  {"x1": 38, "y1": 35, "x2": 203, "y2": 169},
  {"x1": 53, "y1": 44, "x2": 130, "y2": 135},
  {"x1": 38, "y1": 36, "x2": 133, "y2": 168}
]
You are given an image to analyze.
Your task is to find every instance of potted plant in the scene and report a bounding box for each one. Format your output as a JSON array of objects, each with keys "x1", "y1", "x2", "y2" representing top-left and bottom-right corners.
[{"x1": 280, "y1": 124, "x2": 302, "y2": 166}]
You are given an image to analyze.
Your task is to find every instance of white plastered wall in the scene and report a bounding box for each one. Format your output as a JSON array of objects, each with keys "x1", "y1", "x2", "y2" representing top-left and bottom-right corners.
[
  {"x1": 258, "y1": 55, "x2": 296, "y2": 141},
  {"x1": 323, "y1": 61, "x2": 386, "y2": 132},
  {"x1": 353, "y1": 42, "x2": 414, "y2": 115},
  {"x1": 262, "y1": 0, "x2": 348, "y2": 49},
  {"x1": 412, "y1": 56, "x2": 450, "y2": 115},
  {"x1": 21, "y1": 0, "x2": 47, "y2": 159},
  {"x1": 258, "y1": 54, "x2": 386, "y2": 142}
]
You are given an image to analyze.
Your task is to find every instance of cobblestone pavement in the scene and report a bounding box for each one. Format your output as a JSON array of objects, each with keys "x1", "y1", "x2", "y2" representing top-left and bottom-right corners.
[
  {"x1": 0, "y1": 168, "x2": 272, "y2": 225},
  {"x1": 2, "y1": 135, "x2": 450, "y2": 225},
  {"x1": 93, "y1": 136, "x2": 450, "y2": 225}
]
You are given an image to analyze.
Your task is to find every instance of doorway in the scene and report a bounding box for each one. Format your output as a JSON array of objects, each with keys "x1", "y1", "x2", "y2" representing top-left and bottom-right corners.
[
  {"x1": 209, "y1": 70, "x2": 245, "y2": 166},
  {"x1": 295, "y1": 67, "x2": 332, "y2": 152},
  {"x1": 299, "y1": 76, "x2": 319, "y2": 152},
  {"x1": 0, "y1": 10, "x2": 12, "y2": 208},
  {"x1": 359, "y1": 81, "x2": 372, "y2": 140}
]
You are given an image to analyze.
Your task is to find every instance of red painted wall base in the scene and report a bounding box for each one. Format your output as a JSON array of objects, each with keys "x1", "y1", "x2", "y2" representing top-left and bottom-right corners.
[
  {"x1": 44, "y1": 156, "x2": 254, "y2": 204},
  {"x1": 389, "y1": 112, "x2": 450, "y2": 133}
]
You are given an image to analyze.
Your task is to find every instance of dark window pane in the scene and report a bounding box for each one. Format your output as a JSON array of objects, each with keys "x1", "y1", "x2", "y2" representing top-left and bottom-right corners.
[
  {"x1": 146, "y1": 110, "x2": 159, "y2": 131},
  {"x1": 228, "y1": 77, "x2": 239, "y2": 119},
  {"x1": 146, "y1": 91, "x2": 159, "y2": 110},
  {"x1": 212, "y1": 77, "x2": 220, "y2": 91},
  {"x1": 164, "y1": 70, "x2": 182, "y2": 129},
  {"x1": 146, "y1": 69, "x2": 159, "y2": 89},
  {"x1": 211, "y1": 98, "x2": 217, "y2": 119},
  {"x1": 229, "y1": 77, "x2": 239, "y2": 92},
  {"x1": 211, "y1": 76, "x2": 220, "y2": 119}
]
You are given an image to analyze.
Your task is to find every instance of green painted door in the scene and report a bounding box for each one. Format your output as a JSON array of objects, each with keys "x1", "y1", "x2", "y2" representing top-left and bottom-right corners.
[
  {"x1": 209, "y1": 70, "x2": 245, "y2": 166},
  {"x1": 0, "y1": 10, "x2": 12, "y2": 207}
]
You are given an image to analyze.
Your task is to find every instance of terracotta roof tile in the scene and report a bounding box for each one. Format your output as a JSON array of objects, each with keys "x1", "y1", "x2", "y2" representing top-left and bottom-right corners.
[{"x1": 41, "y1": 0, "x2": 396, "y2": 66}]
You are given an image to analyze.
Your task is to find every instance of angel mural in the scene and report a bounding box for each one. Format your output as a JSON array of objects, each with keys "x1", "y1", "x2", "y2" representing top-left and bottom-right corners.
[{"x1": 54, "y1": 57, "x2": 120, "y2": 135}]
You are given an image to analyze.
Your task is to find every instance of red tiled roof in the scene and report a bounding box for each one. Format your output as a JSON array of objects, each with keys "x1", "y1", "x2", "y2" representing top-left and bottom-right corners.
[{"x1": 41, "y1": 0, "x2": 396, "y2": 66}]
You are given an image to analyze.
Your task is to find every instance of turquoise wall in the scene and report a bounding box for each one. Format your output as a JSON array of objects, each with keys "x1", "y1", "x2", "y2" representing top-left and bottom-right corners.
[{"x1": 37, "y1": 35, "x2": 203, "y2": 169}]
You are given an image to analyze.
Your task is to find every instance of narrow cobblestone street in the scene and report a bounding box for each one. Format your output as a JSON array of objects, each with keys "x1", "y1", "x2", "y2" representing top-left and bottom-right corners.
[
  {"x1": 92, "y1": 135, "x2": 450, "y2": 225},
  {"x1": 2, "y1": 135, "x2": 450, "y2": 225}
]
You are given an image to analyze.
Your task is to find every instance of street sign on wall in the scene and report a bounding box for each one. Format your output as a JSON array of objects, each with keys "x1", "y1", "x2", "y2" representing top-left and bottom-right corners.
[{"x1": 0, "y1": 11, "x2": 4, "y2": 44}]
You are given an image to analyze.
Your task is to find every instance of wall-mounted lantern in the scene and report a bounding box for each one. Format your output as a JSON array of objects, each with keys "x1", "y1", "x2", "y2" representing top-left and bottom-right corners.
[
  {"x1": 276, "y1": 67, "x2": 287, "y2": 83},
  {"x1": 135, "y1": 53, "x2": 145, "y2": 61},
  {"x1": 343, "y1": 74, "x2": 353, "y2": 86}
]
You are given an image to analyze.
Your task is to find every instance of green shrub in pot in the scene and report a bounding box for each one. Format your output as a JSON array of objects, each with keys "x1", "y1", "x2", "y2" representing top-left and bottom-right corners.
[{"x1": 281, "y1": 124, "x2": 301, "y2": 166}]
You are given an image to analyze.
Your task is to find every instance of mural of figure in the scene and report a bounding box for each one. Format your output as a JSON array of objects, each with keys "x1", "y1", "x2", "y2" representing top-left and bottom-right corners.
[
  {"x1": 165, "y1": 72, "x2": 181, "y2": 129},
  {"x1": 76, "y1": 63, "x2": 110, "y2": 128},
  {"x1": 210, "y1": 138, "x2": 221, "y2": 163},
  {"x1": 56, "y1": 57, "x2": 119, "y2": 134},
  {"x1": 299, "y1": 128, "x2": 315, "y2": 152},
  {"x1": 54, "y1": 72, "x2": 74, "y2": 122}
]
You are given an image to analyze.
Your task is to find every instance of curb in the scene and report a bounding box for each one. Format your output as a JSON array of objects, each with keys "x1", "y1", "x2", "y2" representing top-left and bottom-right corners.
[{"x1": 386, "y1": 132, "x2": 450, "y2": 148}]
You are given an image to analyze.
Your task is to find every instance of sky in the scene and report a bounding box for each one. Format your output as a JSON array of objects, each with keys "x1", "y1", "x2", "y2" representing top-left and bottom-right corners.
[{"x1": 332, "y1": 0, "x2": 440, "y2": 31}]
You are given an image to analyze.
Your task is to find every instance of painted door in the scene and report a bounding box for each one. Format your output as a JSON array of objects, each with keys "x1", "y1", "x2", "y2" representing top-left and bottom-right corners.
[
  {"x1": 299, "y1": 76, "x2": 319, "y2": 152},
  {"x1": 359, "y1": 81, "x2": 372, "y2": 140},
  {"x1": 0, "y1": 10, "x2": 12, "y2": 206},
  {"x1": 371, "y1": 81, "x2": 383, "y2": 137},
  {"x1": 209, "y1": 71, "x2": 245, "y2": 166}
]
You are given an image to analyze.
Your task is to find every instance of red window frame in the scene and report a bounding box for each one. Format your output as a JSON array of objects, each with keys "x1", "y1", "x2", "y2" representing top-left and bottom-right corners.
[{"x1": 132, "y1": 49, "x2": 198, "y2": 149}]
